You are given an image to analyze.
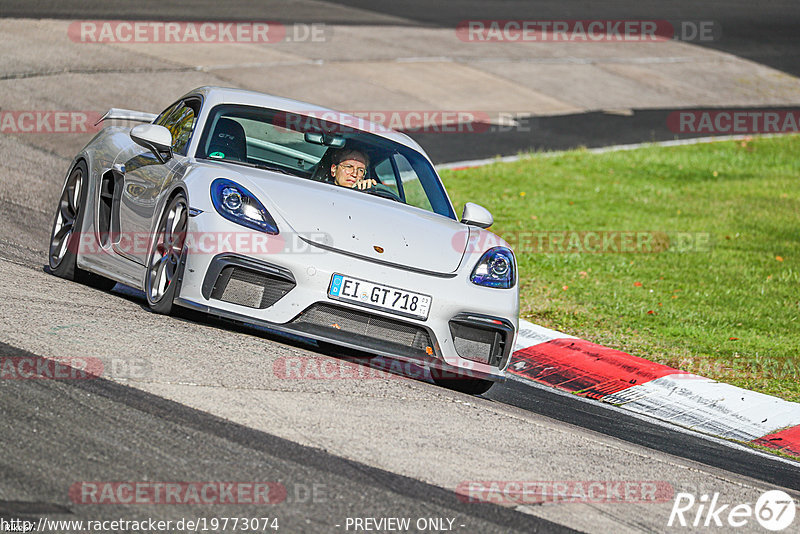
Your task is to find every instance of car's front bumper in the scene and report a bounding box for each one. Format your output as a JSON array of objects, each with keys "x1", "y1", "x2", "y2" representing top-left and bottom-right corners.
[{"x1": 176, "y1": 213, "x2": 519, "y2": 381}]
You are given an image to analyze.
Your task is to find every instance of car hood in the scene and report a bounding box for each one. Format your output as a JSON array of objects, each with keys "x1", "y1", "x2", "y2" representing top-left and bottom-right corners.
[{"x1": 247, "y1": 174, "x2": 467, "y2": 274}]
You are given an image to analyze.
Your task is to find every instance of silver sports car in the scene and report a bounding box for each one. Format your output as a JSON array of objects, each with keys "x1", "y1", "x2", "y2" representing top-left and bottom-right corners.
[{"x1": 48, "y1": 86, "x2": 519, "y2": 394}]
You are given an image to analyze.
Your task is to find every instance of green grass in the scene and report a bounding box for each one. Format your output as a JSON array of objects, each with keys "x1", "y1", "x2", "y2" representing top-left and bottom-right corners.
[{"x1": 440, "y1": 135, "x2": 800, "y2": 402}]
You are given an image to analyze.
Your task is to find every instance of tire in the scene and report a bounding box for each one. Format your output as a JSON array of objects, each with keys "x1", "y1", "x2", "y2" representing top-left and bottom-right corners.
[
  {"x1": 48, "y1": 160, "x2": 116, "y2": 291},
  {"x1": 432, "y1": 376, "x2": 495, "y2": 395},
  {"x1": 145, "y1": 193, "x2": 188, "y2": 315}
]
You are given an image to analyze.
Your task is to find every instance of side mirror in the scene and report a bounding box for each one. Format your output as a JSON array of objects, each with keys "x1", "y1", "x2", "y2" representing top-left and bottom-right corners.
[
  {"x1": 130, "y1": 124, "x2": 173, "y2": 163},
  {"x1": 461, "y1": 202, "x2": 493, "y2": 229}
]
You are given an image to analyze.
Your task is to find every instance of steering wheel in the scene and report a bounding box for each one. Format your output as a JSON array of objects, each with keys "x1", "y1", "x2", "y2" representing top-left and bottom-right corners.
[{"x1": 363, "y1": 183, "x2": 403, "y2": 202}]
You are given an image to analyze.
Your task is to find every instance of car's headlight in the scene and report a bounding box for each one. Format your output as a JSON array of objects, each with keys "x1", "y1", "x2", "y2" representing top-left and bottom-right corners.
[
  {"x1": 211, "y1": 178, "x2": 278, "y2": 234},
  {"x1": 470, "y1": 247, "x2": 516, "y2": 289}
]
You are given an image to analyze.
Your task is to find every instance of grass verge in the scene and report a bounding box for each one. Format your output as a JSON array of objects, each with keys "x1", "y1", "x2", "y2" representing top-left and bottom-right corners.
[{"x1": 440, "y1": 135, "x2": 800, "y2": 403}]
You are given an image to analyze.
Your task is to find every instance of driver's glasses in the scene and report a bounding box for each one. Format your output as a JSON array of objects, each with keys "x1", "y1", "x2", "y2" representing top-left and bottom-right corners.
[{"x1": 337, "y1": 163, "x2": 367, "y2": 178}]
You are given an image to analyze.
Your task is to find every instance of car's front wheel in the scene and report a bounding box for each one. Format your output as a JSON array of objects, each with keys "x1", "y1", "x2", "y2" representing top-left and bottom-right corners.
[
  {"x1": 145, "y1": 192, "x2": 187, "y2": 315},
  {"x1": 48, "y1": 160, "x2": 116, "y2": 290}
]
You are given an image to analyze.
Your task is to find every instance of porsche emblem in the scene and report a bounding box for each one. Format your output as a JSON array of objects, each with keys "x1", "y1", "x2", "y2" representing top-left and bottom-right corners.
[{"x1": 373, "y1": 246, "x2": 384, "y2": 253}]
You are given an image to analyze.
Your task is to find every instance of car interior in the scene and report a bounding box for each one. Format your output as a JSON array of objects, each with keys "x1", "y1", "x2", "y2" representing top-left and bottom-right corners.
[{"x1": 197, "y1": 109, "x2": 452, "y2": 215}]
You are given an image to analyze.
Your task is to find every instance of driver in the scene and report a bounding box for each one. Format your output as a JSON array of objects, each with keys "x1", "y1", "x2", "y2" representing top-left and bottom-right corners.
[{"x1": 329, "y1": 149, "x2": 377, "y2": 190}]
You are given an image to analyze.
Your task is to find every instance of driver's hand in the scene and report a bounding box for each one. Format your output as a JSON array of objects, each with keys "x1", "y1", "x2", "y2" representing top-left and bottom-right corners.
[{"x1": 354, "y1": 178, "x2": 377, "y2": 190}]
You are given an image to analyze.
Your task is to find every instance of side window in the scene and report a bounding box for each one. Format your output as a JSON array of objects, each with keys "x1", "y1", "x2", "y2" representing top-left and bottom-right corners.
[
  {"x1": 394, "y1": 154, "x2": 433, "y2": 212},
  {"x1": 372, "y1": 157, "x2": 401, "y2": 197},
  {"x1": 155, "y1": 100, "x2": 198, "y2": 155}
]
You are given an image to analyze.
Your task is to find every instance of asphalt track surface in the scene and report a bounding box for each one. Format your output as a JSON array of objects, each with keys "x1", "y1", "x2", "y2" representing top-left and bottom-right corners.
[
  {"x1": 2, "y1": 322, "x2": 800, "y2": 531},
  {"x1": 5, "y1": 0, "x2": 800, "y2": 78},
  {"x1": 3, "y1": 0, "x2": 799, "y2": 162},
  {"x1": 2, "y1": 2, "x2": 800, "y2": 533},
  {"x1": 489, "y1": 380, "x2": 800, "y2": 492},
  {"x1": 408, "y1": 107, "x2": 791, "y2": 165},
  {"x1": 0, "y1": 342, "x2": 571, "y2": 533},
  {"x1": 38, "y1": 298, "x2": 800, "y2": 493}
]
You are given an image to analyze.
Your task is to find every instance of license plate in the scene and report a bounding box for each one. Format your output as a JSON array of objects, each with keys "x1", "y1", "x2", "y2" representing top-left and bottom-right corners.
[{"x1": 328, "y1": 273, "x2": 431, "y2": 320}]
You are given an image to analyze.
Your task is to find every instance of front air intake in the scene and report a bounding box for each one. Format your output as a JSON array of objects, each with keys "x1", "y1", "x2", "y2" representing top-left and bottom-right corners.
[
  {"x1": 210, "y1": 266, "x2": 294, "y2": 309},
  {"x1": 290, "y1": 303, "x2": 436, "y2": 359},
  {"x1": 448, "y1": 314, "x2": 514, "y2": 367},
  {"x1": 203, "y1": 255, "x2": 296, "y2": 309}
]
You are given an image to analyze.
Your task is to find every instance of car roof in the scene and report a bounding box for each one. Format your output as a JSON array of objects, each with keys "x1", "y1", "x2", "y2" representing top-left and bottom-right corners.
[{"x1": 180, "y1": 86, "x2": 429, "y2": 155}]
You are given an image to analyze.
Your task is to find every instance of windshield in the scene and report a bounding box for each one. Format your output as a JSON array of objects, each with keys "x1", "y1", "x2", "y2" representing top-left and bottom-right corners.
[{"x1": 195, "y1": 104, "x2": 456, "y2": 220}]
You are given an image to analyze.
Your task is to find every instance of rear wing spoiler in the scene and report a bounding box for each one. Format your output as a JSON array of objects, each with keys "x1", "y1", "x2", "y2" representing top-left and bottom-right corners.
[{"x1": 94, "y1": 108, "x2": 158, "y2": 126}]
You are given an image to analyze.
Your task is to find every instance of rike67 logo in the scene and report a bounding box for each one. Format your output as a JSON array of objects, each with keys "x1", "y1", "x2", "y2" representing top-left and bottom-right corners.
[{"x1": 668, "y1": 490, "x2": 796, "y2": 531}]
